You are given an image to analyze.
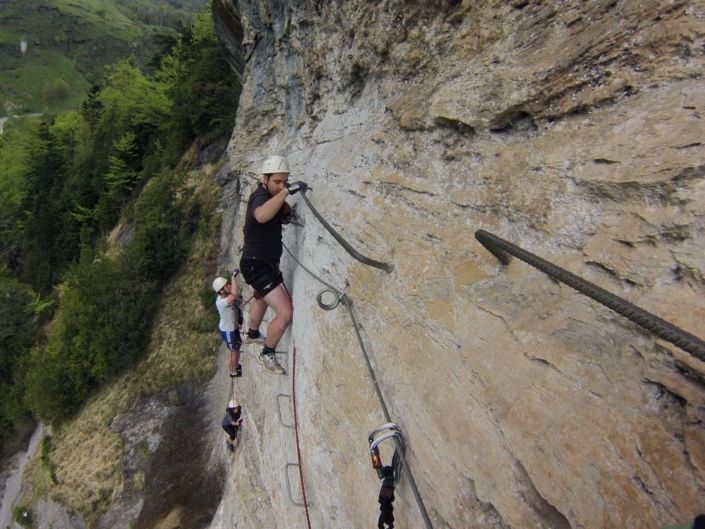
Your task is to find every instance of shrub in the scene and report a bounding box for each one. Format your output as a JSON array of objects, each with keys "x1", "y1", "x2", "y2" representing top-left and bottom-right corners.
[
  {"x1": 42, "y1": 79, "x2": 71, "y2": 101},
  {"x1": 40, "y1": 434, "x2": 52, "y2": 467},
  {"x1": 12, "y1": 506, "x2": 31, "y2": 527}
]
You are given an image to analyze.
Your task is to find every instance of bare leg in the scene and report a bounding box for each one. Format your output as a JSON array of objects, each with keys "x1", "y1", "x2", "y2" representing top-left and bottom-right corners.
[
  {"x1": 261, "y1": 284, "x2": 293, "y2": 349},
  {"x1": 248, "y1": 297, "x2": 268, "y2": 332}
]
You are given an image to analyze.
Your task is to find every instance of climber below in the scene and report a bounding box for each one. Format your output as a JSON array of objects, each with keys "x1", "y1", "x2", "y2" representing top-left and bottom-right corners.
[
  {"x1": 214, "y1": 271, "x2": 243, "y2": 377},
  {"x1": 239, "y1": 155, "x2": 307, "y2": 375},
  {"x1": 222, "y1": 400, "x2": 242, "y2": 452}
]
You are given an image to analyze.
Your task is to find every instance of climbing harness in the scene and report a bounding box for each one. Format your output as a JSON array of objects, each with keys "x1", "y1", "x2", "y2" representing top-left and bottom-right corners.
[
  {"x1": 475, "y1": 230, "x2": 705, "y2": 362},
  {"x1": 368, "y1": 423, "x2": 405, "y2": 487}
]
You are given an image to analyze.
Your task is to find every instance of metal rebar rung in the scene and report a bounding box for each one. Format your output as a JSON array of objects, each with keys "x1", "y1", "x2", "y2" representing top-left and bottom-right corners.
[
  {"x1": 474, "y1": 229, "x2": 705, "y2": 361},
  {"x1": 276, "y1": 394, "x2": 294, "y2": 428},
  {"x1": 285, "y1": 463, "x2": 305, "y2": 507}
]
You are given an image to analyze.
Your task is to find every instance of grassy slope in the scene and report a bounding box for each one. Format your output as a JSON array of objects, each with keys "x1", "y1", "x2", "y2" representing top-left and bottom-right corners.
[
  {"x1": 0, "y1": 0, "x2": 152, "y2": 116},
  {"x1": 24, "y1": 155, "x2": 224, "y2": 526}
]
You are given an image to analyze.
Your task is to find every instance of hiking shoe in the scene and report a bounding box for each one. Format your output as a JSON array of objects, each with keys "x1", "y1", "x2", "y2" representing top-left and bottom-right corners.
[
  {"x1": 245, "y1": 332, "x2": 266, "y2": 345},
  {"x1": 230, "y1": 364, "x2": 242, "y2": 378},
  {"x1": 227, "y1": 441, "x2": 235, "y2": 452},
  {"x1": 259, "y1": 354, "x2": 286, "y2": 375}
]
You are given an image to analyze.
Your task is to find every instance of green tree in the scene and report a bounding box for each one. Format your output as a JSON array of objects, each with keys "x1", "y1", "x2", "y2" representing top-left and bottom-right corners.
[
  {"x1": 17, "y1": 121, "x2": 72, "y2": 293},
  {"x1": 158, "y1": 9, "x2": 240, "y2": 160},
  {"x1": 25, "y1": 248, "x2": 158, "y2": 421},
  {"x1": 2, "y1": 5, "x2": 240, "y2": 428},
  {"x1": 42, "y1": 79, "x2": 71, "y2": 101},
  {"x1": 0, "y1": 273, "x2": 37, "y2": 444}
]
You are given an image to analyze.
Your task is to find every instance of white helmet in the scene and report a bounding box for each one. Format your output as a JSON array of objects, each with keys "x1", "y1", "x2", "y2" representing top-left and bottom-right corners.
[
  {"x1": 261, "y1": 155, "x2": 290, "y2": 175},
  {"x1": 212, "y1": 277, "x2": 227, "y2": 292},
  {"x1": 228, "y1": 400, "x2": 239, "y2": 409}
]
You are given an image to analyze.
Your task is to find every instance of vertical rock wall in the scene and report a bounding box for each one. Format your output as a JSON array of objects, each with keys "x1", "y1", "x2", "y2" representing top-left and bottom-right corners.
[{"x1": 212, "y1": 1, "x2": 705, "y2": 528}]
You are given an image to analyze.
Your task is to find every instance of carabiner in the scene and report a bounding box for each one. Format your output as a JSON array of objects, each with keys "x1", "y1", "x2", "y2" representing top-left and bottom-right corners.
[{"x1": 368, "y1": 423, "x2": 405, "y2": 486}]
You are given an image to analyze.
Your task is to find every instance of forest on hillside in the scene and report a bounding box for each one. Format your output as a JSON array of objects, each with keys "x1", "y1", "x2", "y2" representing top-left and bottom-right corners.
[
  {"x1": 0, "y1": 7, "x2": 240, "y2": 449},
  {"x1": 0, "y1": 0, "x2": 210, "y2": 116}
]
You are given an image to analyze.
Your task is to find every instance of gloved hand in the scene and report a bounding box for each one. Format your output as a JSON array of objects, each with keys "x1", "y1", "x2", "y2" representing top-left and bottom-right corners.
[
  {"x1": 287, "y1": 181, "x2": 308, "y2": 195},
  {"x1": 232, "y1": 269, "x2": 239, "y2": 277}
]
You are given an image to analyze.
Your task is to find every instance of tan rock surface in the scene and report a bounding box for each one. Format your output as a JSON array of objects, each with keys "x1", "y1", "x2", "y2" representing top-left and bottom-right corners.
[{"x1": 212, "y1": 1, "x2": 705, "y2": 527}]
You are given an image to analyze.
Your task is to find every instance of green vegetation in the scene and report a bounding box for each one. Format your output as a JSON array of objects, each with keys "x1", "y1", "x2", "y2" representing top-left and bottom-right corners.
[
  {"x1": 137, "y1": 437, "x2": 150, "y2": 457},
  {"x1": 24, "y1": 174, "x2": 222, "y2": 526},
  {"x1": 0, "y1": 6, "x2": 239, "y2": 443},
  {"x1": 12, "y1": 505, "x2": 32, "y2": 527},
  {"x1": 114, "y1": 0, "x2": 211, "y2": 27},
  {"x1": 0, "y1": 0, "x2": 209, "y2": 116}
]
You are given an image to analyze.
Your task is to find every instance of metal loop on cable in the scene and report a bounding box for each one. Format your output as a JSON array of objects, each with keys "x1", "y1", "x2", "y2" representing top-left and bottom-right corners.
[{"x1": 317, "y1": 288, "x2": 341, "y2": 311}]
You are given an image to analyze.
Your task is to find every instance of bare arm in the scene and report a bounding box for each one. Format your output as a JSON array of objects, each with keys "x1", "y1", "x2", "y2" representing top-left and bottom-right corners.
[
  {"x1": 254, "y1": 188, "x2": 290, "y2": 223},
  {"x1": 225, "y1": 271, "x2": 239, "y2": 305}
]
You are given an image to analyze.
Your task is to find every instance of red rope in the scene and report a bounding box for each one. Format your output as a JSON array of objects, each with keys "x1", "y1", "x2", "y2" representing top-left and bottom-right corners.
[{"x1": 292, "y1": 345, "x2": 312, "y2": 528}]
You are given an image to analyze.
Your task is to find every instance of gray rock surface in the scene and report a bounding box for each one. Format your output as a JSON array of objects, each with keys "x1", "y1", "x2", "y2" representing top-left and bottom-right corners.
[
  {"x1": 94, "y1": 364, "x2": 230, "y2": 529},
  {"x1": 211, "y1": 1, "x2": 705, "y2": 528}
]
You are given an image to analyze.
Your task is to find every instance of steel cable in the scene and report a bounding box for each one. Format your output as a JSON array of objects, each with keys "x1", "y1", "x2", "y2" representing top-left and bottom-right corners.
[
  {"x1": 298, "y1": 191, "x2": 394, "y2": 273},
  {"x1": 475, "y1": 229, "x2": 705, "y2": 362},
  {"x1": 241, "y1": 174, "x2": 392, "y2": 273},
  {"x1": 283, "y1": 243, "x2": 434, "y2": 529}
]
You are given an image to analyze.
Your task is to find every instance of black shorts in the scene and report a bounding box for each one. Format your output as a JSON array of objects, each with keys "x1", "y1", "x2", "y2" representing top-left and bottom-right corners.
[
  {"x1": 239, "y1": 258, "x2": 283, "y2": 297},
  {"x1": 222, "y1": 424, "x2": 238, "y2": 441}
]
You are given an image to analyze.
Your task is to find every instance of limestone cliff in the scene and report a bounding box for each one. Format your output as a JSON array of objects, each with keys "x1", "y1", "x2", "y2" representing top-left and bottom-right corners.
[{"x1": 211, "y1": 1, "x2": 705, "y2": 528}]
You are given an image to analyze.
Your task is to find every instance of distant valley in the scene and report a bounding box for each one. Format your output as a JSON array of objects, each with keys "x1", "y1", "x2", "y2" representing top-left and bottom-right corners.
[{"x1": 0, "y1": 0, "x2": 207, "y2": 116}]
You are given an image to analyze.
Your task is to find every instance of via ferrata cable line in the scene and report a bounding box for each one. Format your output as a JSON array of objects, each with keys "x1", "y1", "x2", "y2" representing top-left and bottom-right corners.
[
  {"x1": 283, "y1": 244, "x2": 434, "y2": 529},
  {"x1": 239, "y1": 171, "x2": 430, "y2": 526},
  {"x1": 298, "y1": 190, "x2": 394, "y2": 273}
]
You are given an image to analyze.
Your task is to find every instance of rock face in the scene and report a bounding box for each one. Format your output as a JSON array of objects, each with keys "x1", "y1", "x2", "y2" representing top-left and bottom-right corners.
[{"x1": 212, "y1": 1, "x2": 705, "y2": 528}]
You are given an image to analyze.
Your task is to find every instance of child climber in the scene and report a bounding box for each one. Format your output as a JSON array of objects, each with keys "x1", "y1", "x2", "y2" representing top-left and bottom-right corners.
[
  {"x1": 221, "y1": 400, "x2": 242, "y2": 452},
  {"x1": 213, "y1": 270, "x2": 243, "y2": 377}
]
